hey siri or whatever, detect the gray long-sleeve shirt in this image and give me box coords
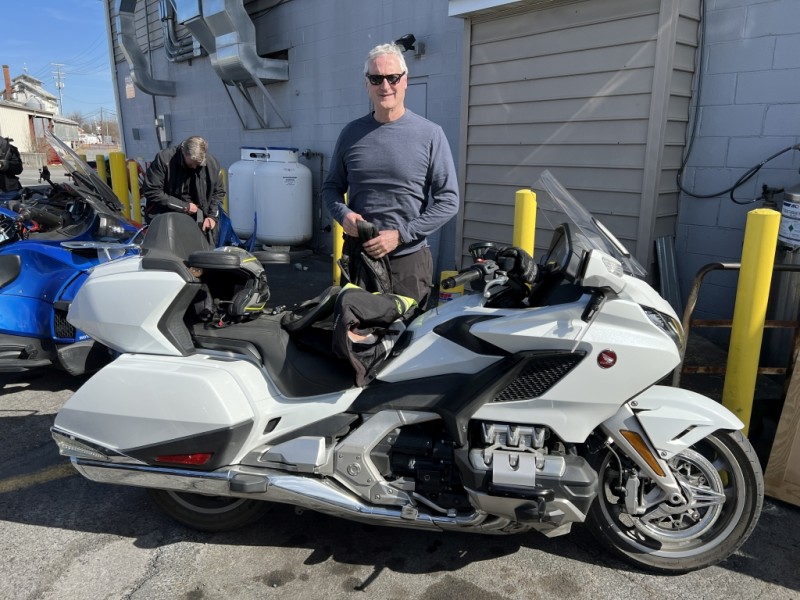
[322,110,459,256]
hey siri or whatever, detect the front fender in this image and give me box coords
[631,385,744,458]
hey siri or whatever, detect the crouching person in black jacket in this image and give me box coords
[141,136,224,243]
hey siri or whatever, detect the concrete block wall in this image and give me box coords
[113,0,464,268]
[675,0,800,326]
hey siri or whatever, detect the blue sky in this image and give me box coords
[1,0,116,121]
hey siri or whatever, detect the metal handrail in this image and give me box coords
[672,262,800,387]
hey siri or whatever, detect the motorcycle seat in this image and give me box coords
[191,314,355,398]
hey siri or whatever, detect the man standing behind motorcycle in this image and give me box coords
[322,43,459,308]
[142,136,223,240]
[0,136,23,194]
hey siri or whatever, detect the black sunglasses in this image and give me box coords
[366,72,406,86]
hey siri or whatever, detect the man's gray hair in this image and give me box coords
[364,43,408,76]
[181,136,208,167]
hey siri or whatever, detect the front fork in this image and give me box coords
[599,403,685,512]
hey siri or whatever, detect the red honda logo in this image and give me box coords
[597,349,617,369]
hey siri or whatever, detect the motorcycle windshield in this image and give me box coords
[44,130,126,215]
[532,170,648,279]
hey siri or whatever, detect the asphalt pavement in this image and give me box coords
[1,187,799,598]
[18,164,72,188]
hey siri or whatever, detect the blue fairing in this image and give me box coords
[0,133,141,371]
[0,244,96,340]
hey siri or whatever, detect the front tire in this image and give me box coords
[586,430,763,573]
[147,489,271,532]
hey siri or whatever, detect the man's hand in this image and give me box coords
[362,229,401,259]
[202,217,216,232]
[342,212,365,237]
[186,202,199,215]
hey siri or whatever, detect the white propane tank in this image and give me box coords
[779,185,800,249]
[227,147,267,239]
[254,147,312,246]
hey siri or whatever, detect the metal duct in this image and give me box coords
[168,0,216,54]
[117,0,177,96]
[197,0,290,127]
[200,0,288,84]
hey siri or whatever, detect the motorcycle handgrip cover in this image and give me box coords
[442,267,482,289]
[26,206,63,229]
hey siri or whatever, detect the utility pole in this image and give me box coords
[51,63,65,114]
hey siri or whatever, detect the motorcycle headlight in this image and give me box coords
[643,307,685,352]
[94,215,128,241]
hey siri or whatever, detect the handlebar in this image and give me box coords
[6,200,64,229]
[441,266,484,289]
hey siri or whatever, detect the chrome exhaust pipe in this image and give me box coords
[70,458,509,533]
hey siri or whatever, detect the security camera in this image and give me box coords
[395,34,416,53]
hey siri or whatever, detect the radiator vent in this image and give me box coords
[494,353,584,402]
[53,308,75,339]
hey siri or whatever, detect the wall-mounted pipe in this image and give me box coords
[160,0,203,63]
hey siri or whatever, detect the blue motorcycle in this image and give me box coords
[0,132,140,373]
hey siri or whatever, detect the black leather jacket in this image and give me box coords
[0,137,23,193]
[142,145,224,221]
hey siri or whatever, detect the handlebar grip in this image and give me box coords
[26,207,63,229]
[441,268,482,289]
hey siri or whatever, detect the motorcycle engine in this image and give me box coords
[371,424,472,511]
[370,421,597,521]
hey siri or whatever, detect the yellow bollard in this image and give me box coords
[127,160,143,224]
[512,189,537,256]
[95,155,108,187]
[220,168,229,213]
[78,153,87,164]
[332,193,347,286]
[722,208,780,435]
[109,152,130,217]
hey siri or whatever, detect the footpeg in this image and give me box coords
[514,497,549,523]
[230,473,268,493]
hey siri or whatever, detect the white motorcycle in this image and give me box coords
[51,171,763,573]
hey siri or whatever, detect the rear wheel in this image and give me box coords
[586,430,763,573]
[147,489,271,532]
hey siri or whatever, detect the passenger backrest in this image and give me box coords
[140,213,212,279]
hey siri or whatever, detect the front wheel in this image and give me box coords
[586,430,763,573]
[147,489,272,532]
